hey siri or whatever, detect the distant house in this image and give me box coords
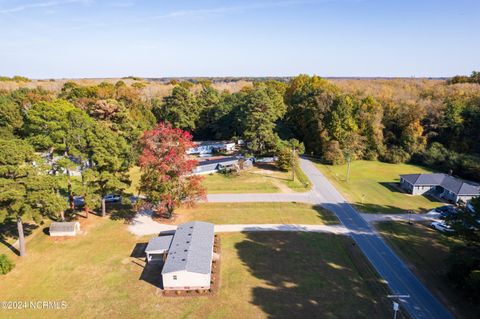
[161,221,215,291]
[145,235,173,263]
[193,156,254,175]
[187,141,236,155]
[49,222,81,237]
[399,173,480,203]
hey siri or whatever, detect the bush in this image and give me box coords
[381,146,410,164]
[323,140,345,165]
[0,254,15,275]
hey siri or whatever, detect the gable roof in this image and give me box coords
[161,221,214,275]
[400,173,480,196]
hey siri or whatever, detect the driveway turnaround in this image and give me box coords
[299,157,452,319]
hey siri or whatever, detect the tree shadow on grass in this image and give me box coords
[0,219,38,255]
[235,232,395,319]
[312,204,340,225]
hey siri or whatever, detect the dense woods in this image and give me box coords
[1,74,480,183]
[1,73,479,232]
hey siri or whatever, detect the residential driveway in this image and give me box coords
[127,209,349,236]
[299,157,453,319]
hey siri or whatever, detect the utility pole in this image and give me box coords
[346,155,351,183]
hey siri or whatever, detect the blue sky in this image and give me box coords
[0,0,478,78]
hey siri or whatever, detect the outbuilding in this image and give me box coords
[161,221,215,290]
[49,221,81,237]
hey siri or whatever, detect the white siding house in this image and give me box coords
[161,221,214,290]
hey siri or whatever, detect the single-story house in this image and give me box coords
[49,221,81,237]
[193,156,254,175]
[187,141,236,155]
[161,221,215,290]
[399,173,480,203]
[145,235,173,263]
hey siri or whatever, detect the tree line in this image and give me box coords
[1,74,479,255]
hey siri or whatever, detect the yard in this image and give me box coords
[0,217,395,319]
[315,160,444,214]
[127,163,311,195]
[174,202,339,225]
[376,221,479,319]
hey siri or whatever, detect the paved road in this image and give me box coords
[299,157,453,319]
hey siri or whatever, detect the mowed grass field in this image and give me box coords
[175,202,339,225]
[315,160,444,214]
[127,163,310,195]
[376,221,479,319]
[0,217,394,319]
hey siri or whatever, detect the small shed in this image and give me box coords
[145,235,173,263]
[49,222,81,237]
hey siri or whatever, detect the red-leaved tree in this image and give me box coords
[139,122,206,219]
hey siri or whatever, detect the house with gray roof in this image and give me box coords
[161,221,215,290]
[399,173,480,203]
[192,156,253,175]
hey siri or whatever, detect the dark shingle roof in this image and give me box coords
[161,221,214,274]
[400,173,480,196]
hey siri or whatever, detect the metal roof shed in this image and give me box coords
[49,222,81,237]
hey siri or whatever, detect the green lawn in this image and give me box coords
[0,218,394,318]
[315,160,444,214]
[127,163,311,195]
[175,202,339,225]
[377,221,479,319]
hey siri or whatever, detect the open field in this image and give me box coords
[315,160,444,214]
[0,217,395,319]
[175,202,338,225]
[127,163,311,195]
[377,221,479,319]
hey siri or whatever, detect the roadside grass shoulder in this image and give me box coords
[376,221,479,319]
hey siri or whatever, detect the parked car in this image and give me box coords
[430,221,454,233]
[104,194,121,203]
[73,195,85,207]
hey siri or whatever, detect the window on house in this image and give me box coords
[173,275,177,280]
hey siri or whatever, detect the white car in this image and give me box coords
[104,194,121,203]
[430,221,454,233]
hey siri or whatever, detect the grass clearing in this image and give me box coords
[0,217,394,318]
[204,163,311,194]
[175,202,339,225]
[376,221,479,319]
[315,160,444,214]
[127,163,311,196]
